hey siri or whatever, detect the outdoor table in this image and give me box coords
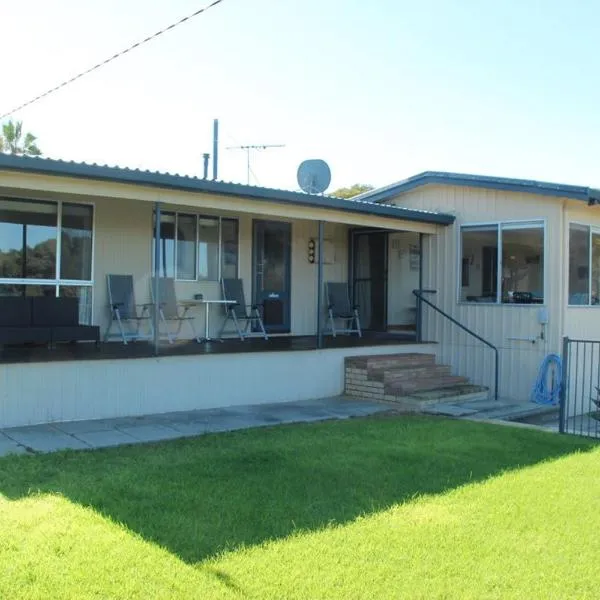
[180,299,236,343]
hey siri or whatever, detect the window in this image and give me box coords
[152,211,238,281]
[176,214,196,280]
[460,221,544,304]
[0,197,94,322]
[60,203,93,281]
[221,218,239,280]
[152,213,176,278]
[568,224,600,305]
[197,217,219,280]
[0,199,57,280]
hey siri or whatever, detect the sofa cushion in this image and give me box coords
[0,297,31,327]
[0,326,51,345]
[31,297,79,327]
[51,325,100,344]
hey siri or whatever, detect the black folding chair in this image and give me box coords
[218,278,268,340]
[325,281,362,337]
[151,277,199,343]
[104,274,153,344]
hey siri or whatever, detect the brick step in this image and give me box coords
[368,364,452,383]
[385,385,490,411]
[386,375,470,396]
[345,353,436,371]
[409,384,489,402]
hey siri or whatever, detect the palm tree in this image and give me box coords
[0,120,42,156]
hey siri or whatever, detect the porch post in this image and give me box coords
[317,220,325,349]
[416,233,424,343]
[153,202,162,356]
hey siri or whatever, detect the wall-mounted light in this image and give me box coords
[308,239,316,263]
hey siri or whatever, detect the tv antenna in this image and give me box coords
[226,143,285,184]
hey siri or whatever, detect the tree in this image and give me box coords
[331,183,374,199]
[0,120,42,156]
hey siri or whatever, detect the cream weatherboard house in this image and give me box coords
[355,172,600,424]
[0,156,598,428]
[0,155,450,428]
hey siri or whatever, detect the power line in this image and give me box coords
[0,0,225,120]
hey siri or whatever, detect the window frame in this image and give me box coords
[457,219,547,306]
[152,210,239,282]
[0,195,95,320]
[567,221,600,307]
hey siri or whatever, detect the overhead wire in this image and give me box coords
[0,0,225,120]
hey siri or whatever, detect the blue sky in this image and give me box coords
[3,0,600,191]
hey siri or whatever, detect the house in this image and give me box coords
[0,155,453,428]
[355,171,600,419]
[1,155,597,428]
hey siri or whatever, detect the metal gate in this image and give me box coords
[560,337,600,438]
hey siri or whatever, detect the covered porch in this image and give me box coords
[0,159,449,351]
[0,156,454,427]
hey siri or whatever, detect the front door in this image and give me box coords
[253,220,291,333]
[351,231,388,331]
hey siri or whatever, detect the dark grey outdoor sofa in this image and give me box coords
[0,296,100,347]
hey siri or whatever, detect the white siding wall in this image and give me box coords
[93,198,348,337]
[393,184,565,401]
[563,200,600,339]
[0,343,435,428]
[561,201,600,417]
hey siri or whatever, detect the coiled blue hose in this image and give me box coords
[530,353,562,405]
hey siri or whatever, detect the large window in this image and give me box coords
[460,221,545,304]
[152,212,238,281]
[197,217,219,280]
[568,223,600,305]
[0,197,94,321]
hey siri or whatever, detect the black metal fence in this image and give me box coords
[560,337,600,438]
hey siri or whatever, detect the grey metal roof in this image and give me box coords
[0,154,455,225]
[353,171,600,205]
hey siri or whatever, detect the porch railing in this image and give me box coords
[413,289,499,401]
[559,337,600,438]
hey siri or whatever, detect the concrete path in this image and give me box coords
[0,397,392,457]
[420,397,560,430]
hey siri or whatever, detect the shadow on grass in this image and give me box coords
[0,415,596,563]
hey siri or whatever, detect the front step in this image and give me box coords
[387,375,470,395]
[346,353,436,371]
[344,353,489,411]
[369,364,452,383]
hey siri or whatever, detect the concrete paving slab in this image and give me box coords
[53,419,119,435]
[335,401,392,416]
[151,410,208,424]
[74,429,140,449]
[0,432,28,456]
[204,414,271,433]
[165,420,209,436]
[116,424,183,443]
[458,400,510,411]
[4,426,90,452]
[422,404,479,417]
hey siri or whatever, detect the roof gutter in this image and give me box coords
[0,156,455,226]
[360,171,597,205]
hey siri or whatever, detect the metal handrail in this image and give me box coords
[413,289,499,401]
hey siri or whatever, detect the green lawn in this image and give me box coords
[0,415,598,599]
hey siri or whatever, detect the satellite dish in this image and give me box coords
[297,159,331,194]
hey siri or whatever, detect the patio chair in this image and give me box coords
[217,278,268,341]
[325,281,361,337]
[151,277,199,344]
[104,274,154,344]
